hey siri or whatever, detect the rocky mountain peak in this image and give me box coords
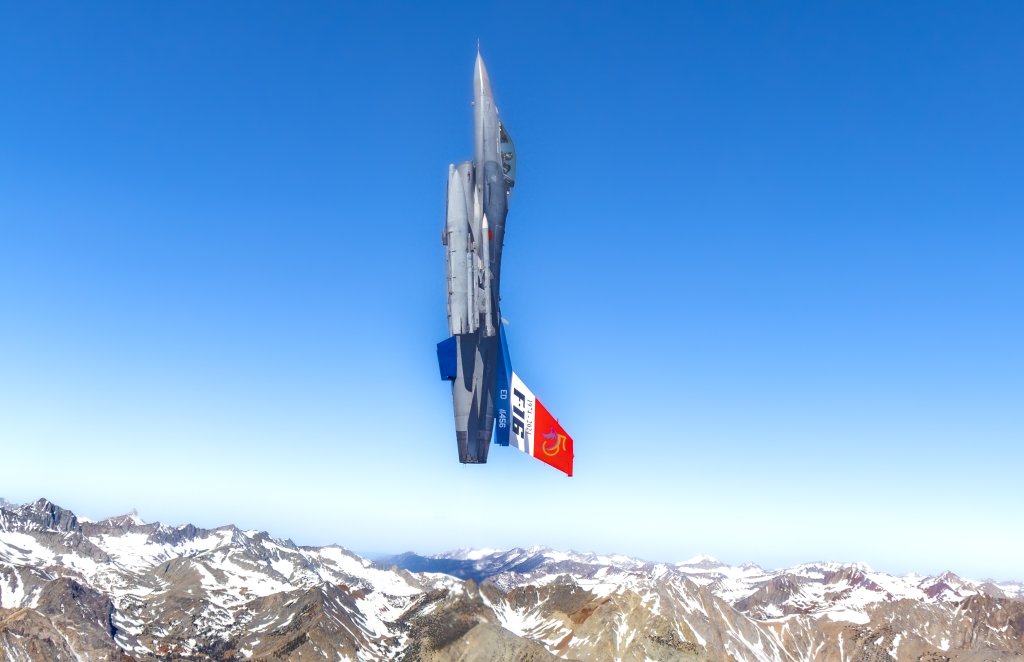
[677,553,724,569]
[4,498,81,534]
[97,509,146,528]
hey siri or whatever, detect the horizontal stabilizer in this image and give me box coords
[436,336,457,381]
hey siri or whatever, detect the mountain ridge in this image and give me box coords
[2,497,1022,661]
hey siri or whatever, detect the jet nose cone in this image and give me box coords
[474,51,493,100]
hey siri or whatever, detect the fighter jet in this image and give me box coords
[436,50,573,477]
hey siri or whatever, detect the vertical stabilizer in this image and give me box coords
[508,372,574,477]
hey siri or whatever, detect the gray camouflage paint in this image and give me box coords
[442,51,515,463]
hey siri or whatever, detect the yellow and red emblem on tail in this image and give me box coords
[534,399,574,476]
[507,372,574,477]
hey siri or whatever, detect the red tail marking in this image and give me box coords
[533,399,573,477]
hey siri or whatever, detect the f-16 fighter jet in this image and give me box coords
[436,50,573,477]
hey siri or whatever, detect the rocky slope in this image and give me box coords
[1,498,1021,661]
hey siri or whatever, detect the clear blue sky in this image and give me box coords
[1,2,1021,580]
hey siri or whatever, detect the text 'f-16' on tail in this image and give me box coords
[437,48,574,476]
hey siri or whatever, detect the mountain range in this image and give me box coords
[1,497,1021,661]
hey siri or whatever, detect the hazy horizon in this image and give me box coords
[1,493,1018,583]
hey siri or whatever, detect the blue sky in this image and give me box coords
[1,2,1022,580]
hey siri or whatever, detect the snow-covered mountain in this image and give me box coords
[1,498,1022,661]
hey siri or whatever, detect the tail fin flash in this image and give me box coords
[534,398,573,477]
[508,372,574,477]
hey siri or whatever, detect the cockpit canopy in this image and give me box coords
[499,122,516,190]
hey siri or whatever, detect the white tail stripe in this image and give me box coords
[509,372,536,456]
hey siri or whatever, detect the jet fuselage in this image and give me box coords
[441,52,515,463]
